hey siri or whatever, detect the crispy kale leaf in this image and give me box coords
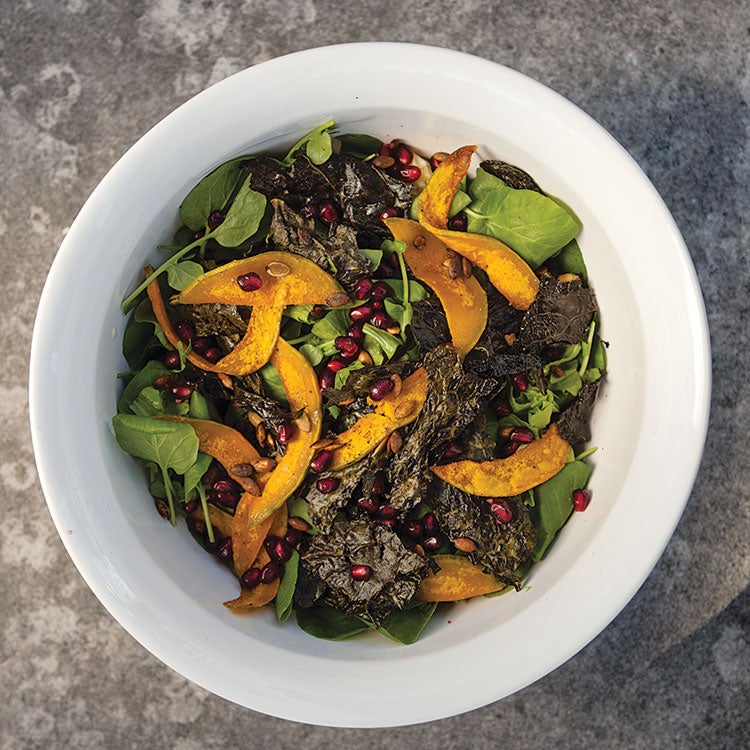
[479,159,542,193]
[556,380,600,445]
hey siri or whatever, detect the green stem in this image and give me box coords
[285,333,315,346]
[121,234,209,313]
[197,483,215,544]
[161,465,177,526]
[578,320,597,377]
[397,250,410,306]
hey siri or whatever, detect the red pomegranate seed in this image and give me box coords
[370,281,389,300]
[326,356,347,373]
[491,397,512,417]
[163,351,181,369]
[422,512,438,535]
[572,488,591,512]
[207,209,225,230]
[265,536,293,563]
[237,272,263,292]
[393,144,413,165]
[277,421,294,446]
[499,440,520,458]
[215,490,240,509]
[368,378,395,401]
[193,228,205,240]
[318,202,339,225]
[489,500,514,524]
[192,336,212,354]
[316,477,340,494]
[510,427,534,444]
[378,143,392,156]
[379,207,399,221]
[369,312,392,329]
[347,325,363,340]
[319,368,336,390]
[370,471,386,497]
[512,372,528,393]
[357,498,380,514]
[350,564,373,581]
[376,505,398,520]
[335,336,359,359]
[183,499,199,515]
[176,320,194,343]
[203,346,222,363]
[405,519,423,540]
[349,304,373,322]
[299,202,318,219]
[309,450,332,473]
[240,567,261,589]
[217,537,233,562]
[171,384,193,401]
[399,165,422,183]
[310,304,326,320]
[212,479,236,492]
[285,528,304,546]
[422,534,444,552]
[355,278,374,300]
[260,561,281,584]
[448,212,468,231]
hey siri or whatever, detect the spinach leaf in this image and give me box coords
[117,360,170,414]
[550,238,589,284]
[465,168,581,267]
[377,601,437,645]
[179,159,243,231]
[188,390,211,420]
[130,386,189,417]
[337,133,382,159]
[212,173,267,248]
[183,452,214,542]
[359,247,383,270]
[311,309,350,341]
[134,298,170,348]
[282,120,336,166]
[122,303,162,370]
[296,604,370,640]
[299,342,325,367]
[286,495,320,534]
[382,279,429,302]
[530,460,591,561]
[166,260,204,291]
[259,362,288,405]
[276,550,300,622]
[362,324,401,360]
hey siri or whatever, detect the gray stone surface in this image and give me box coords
[2,0,748,747]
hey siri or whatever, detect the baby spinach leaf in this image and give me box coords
[122,304,162,370]
[183,452,214,542]
[286,495,320,534]
[550,238,588,284]
[276,550,300,622]
[296,604,370,641]
[180,159,243,231]
[299,342,325,367]
[212,173,267,248]
[118,360,170,414]
[337,133,382,159]
[259,362,288,405]
[188,390,211,420]
[311,308,350,341]
[282,119,336,166]
[334,360,364,388]
[359,248,383,270]
[382,279,429,302]
[530,460,591,561]
[284,304,313,323]
[133,298,170,348]
[130,386,189,417]
[362,324,400,360]
[465,168,581,267]
[166,260,204,291]
[377,601,437,645]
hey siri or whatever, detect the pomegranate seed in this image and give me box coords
[319,368,336,390]
[422,513,438,535]
[442,444,463,460]
[240,567,261,589]
[214,490,240,509]
[310,304,326,319]
[277,421,294,446]
[499,440,520,458]
[491,397,512,417]
[349,304,373,322]
[370,281,389,301]
[572,488,591,512]
[350,564,373,581]
[309,450,332,473]
[378,143,392,156]
[335,336,359,359]
[193,228,206,240]
[510,427,534,444]
[369,312,392,329]
[489,500,514,524]
[429,152,448,170]
[176,320,194,343]
[153,375,176,391]
[399,165,422,183]
[217,537,233,562]
[171,384,193,401]
[163,351,181,369]
[371,299,384,311]
[299,202,318,219]
[265,536,293,563]
[183,499,199,515]
[316,477,340,494]
[512,373,528,393]
[448,212,468,231]
[393,144,412,165]
[201,465,221,486]
[376,505,398,520]
[370,471,386,497]
[357,498,380,514]
[355,278,374,300]
[347,325,363,340]
[207,209,225,230]
[422,534,444,552]
[203,347,222,363]
[192,336,212,354]
[260,561,281,584]
[326,356,347,373]
[369,378,395,401]
[237,272,263,291]
[405,520,423,540]
[379,207,399,221]
[285,528,304,546]
[212,479,237,492]
[318,202,339,225]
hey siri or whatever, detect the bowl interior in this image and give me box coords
[30,43,709,727]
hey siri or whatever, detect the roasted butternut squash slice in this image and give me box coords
[384,217,487,357]
[328,366,428,471]
[431,423,570,496]
[415,554,506,601]
[172,251,344,307]
[240,338,323,528]
[417,145,539,310]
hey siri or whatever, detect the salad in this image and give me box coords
[114,121,606,644]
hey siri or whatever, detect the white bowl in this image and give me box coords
[29,43,710,727]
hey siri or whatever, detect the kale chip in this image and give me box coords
[410,296,451,354]
[556,380,600,446]
[304,457,372,533]
[301,520,431,626]
[479,160,542,193]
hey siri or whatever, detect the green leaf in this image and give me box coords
[282,120,336,166]
[380,238,406,256]
[530,460,592,561]
[188,390,211,420]
[382,279,429,302]
[183,452,212,502]
[286,495,319,534]
[133,298,170,348]
[359,248,383,270]
[299,343,325,367]
[212,173,267,248]
[311,308,350,341]
[122,306,162,370]
[275,550,300,622]
[362,324,401,360]
[117,360,170,414]
[337,133,382,158]
[130,386,189,417]
[466,168,581,267]
[166,260,205,291]
[377,601,437,645]
[334,360,364,388]
[284,304,313,323]
[550,238,589,284]
[179,159,243,231]
[259,362,288,405]
[296,605,370,641]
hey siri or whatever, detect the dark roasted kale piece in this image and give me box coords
[184,303,247,353]
[301,520,431,627]
[410,296,451,353]
[431,481,536,586]
[304,458,372,533]
[479,160,542,193]
[556,380,600,446]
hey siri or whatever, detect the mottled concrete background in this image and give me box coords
[3,0,749,747]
